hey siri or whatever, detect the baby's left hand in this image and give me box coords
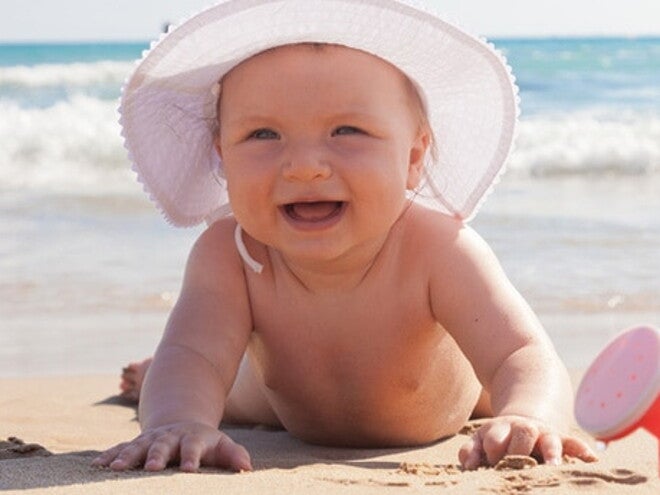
[458,415,598,470]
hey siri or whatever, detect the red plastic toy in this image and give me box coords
[575,325,659,475]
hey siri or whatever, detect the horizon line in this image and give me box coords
[1,33,660,45]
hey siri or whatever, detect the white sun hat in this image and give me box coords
[120,0,519,227]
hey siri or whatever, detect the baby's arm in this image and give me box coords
[94,222,253,472]
[429,222,596,469]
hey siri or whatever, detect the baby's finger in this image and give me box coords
[108,440,150,471]
[537,433,562,465]
[562,436,598,463]
[92,442,129,467]
[481,421,512,465]
[179,435,205,473]
[207,433,252,472]
[505,422,539,457]
[144,435,180,471]
[458,435,483,470]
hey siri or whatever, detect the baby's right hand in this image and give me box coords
[93,422,252,473]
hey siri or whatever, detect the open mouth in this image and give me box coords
[282,201,346,224]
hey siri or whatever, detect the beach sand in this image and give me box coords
[1,374,657,494]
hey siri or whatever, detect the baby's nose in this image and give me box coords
[281,142,332,182]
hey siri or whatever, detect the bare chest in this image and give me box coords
[243,277,478,445]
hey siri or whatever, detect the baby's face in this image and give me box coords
[216,44,428,265]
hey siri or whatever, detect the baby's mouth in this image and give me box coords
[283,201,345,223]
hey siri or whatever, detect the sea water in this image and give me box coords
[0,39,659,375]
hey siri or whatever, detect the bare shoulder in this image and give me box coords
[404,204,524,322]
[402,204,496,269]
[182,217,245,292]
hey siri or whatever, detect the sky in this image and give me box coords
[1,0,659,42]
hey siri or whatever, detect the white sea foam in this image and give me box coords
[0,61,133,89]
[509,110,660,177]
[0,96,136,195]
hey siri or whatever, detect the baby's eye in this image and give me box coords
[248,128,279,140]
[332,126,364,136]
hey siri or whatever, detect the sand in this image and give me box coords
[0,374,657,494]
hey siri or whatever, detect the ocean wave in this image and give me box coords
[1,97,659,197]
[0,60,134,89]
[0,96,136,195]
[509,110,660,177]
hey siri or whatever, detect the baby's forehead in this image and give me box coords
[217,42,428,130]
[222,42,412,88]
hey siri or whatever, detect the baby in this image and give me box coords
[94,0,596,473]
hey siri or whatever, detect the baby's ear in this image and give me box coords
[406,130,430,190]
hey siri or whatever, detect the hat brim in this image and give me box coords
[120,0,519,227]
